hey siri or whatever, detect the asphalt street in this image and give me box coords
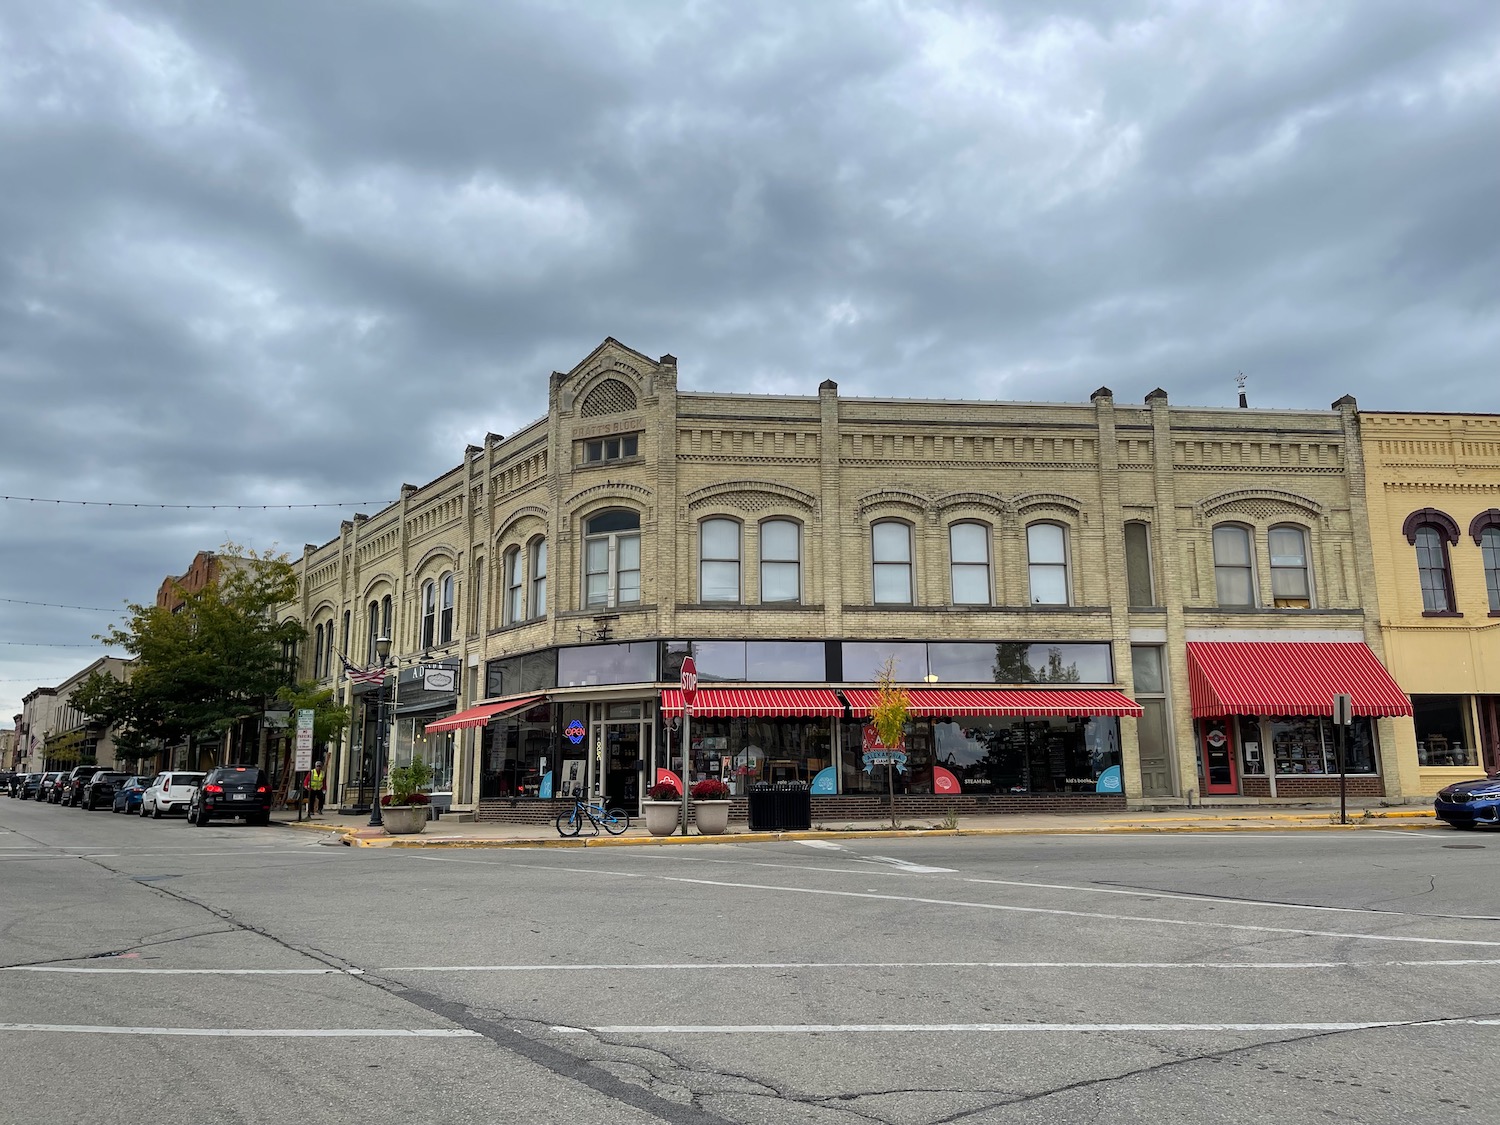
[2,797,1496,1124]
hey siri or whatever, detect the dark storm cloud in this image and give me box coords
[3,0,1498,717]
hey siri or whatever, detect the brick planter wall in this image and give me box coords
[477,792,1127,824]
[1265,776,1384,798]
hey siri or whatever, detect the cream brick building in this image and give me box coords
[286,340,1412,819]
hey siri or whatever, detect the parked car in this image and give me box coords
[188,766,272,827]
[111,776,155,814]
[80,771,130,811]
[59,765,105,807]
[39,772,65,802]
[1435,774,1500,829]
[17,773,43,799]
[140,772,204,818]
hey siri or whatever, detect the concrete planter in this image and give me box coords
[642,801,681,837]
[693,800,731,835]
[380,804,429,835]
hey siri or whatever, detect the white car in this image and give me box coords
[140,772,205,818]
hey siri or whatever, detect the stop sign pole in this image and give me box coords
[679,656,697,836]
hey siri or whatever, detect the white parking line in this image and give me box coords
[0,1024,479,1038]
[553,1018,1500,1035]
[0,967,363,975]
[378,958,1500,973]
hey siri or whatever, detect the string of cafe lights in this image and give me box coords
[0,598,118,612]
[1,495,392,510]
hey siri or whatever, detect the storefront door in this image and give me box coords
[1198,717,1239,795]
[591,701,651,814]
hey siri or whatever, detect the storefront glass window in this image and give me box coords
[923,715,1121,795]
[746,641,826,682]
[1237,716,1265,775]
[485,648,558,698]
[929,642,1113,684]
[843,642,928,682]
[686,717,834,795]
[481,701,557,799]
[392,718,454,792]
[690,640,748,681]
[1268,716,1377,775]
[1412,695,1478,767]
[557,641,657,687]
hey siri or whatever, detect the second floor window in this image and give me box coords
[1483,527,1500,614]
[1268,526,1311,608]
[949,522,991,605]
[504,549,523,625]
[1124,522,1155,607]
[1213,524,1254,607]
[381,595,392,642]
[872,521,913,604]
[584,434,639,463]
[584,509,641,609]
[421,580,437,648]
[367,600,380,662]
[700,518,741,602]
[312,622,326,680]
[1415,525,1454,613]
[439,572,455,643]
[1027,523,1069,605]
[530,539,548,618]
[760,519,801,603]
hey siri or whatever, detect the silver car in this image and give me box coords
[140,772,205,818]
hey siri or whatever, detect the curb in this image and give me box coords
[283,818,1446,849]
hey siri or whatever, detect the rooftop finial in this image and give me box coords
[1236,372,1248,409]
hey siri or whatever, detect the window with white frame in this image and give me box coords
[583,433,639,464]
[381,595,392,642]
[700,518,741,602]
[504,548,523,625]
[367,600,380,662]
[872,520,914,604]
[759,519,801,603]
[1026,522,1069,605]
[420,580,436,648]
[1268,525,1312,608]
[584,510,641,609]
[439,572,455,643]
[949,522,992,605]
[1212,524,1255,607]
[530,539,548,618]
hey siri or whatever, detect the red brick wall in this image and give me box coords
[1266,776,1384,798]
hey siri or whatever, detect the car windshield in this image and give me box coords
[166,774,204,786]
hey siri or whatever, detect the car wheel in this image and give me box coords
[152,803,162,820]
[196,809,210,828]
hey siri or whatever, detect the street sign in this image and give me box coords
[294,708,314,771]
[680,656,698,708]
[1332,693,1354,727]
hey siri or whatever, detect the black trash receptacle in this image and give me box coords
[747,781,812,831]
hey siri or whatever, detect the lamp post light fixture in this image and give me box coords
[367,635,393,829]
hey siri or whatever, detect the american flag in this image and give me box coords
[341,655,388,685]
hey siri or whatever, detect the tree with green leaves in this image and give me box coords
[76,545,306,770]
[870,658,912,829]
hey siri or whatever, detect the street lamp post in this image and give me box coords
[367,636,392,829]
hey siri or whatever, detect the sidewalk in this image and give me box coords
[273,801,1443,849]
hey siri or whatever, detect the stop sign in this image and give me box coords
[680,655,698,707]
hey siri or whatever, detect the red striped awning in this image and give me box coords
[424,696,544,734]
[659,688,844,718]
[841,687,1143,718]
[1185,642,1412,719]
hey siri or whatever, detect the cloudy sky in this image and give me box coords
[2,0,1497,724]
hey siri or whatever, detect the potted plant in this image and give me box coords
[380,758,433,835]
[690,777,732,835]
[643,780,682,837]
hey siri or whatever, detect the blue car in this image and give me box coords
[111,775,154,814]
[1434,774,1500,829]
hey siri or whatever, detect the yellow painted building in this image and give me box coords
[1361,412,1500,794]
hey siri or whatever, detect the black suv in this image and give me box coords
[60,765,105,807]
[189,766,272,827]
[80,771,130,811]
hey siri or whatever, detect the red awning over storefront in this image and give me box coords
[424,695,543,734]
[841,687,1143,718]
[1185,642,1412,719]
[659,688,845,718]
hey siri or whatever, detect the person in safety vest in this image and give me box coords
[307,761,326,817]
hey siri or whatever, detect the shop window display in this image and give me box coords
[1412,695,1478,767]
[677,716,833,795]
[1266,716,1377,775]
[480,700,557,800]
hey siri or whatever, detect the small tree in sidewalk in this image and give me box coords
[869,658,912,829]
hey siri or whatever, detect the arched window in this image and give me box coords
[529,539,548,618]
[1268,525,1312,609]
[584,509,642,609]
[322,621,335,678]
[1212,524,1254,607]
[700,518,742,602]
[1026,522,1069,606]
[312,622,326,680]
[503,548,523,625]
[949,522,992,605]
[366,600,380,662]
[1414,527,1456,613]
[759,519,801,604]
[420,580,436,648]
[872,521,913,604]
[439,572,455,643]
[1471,510,1500,615]
[341,611,351,675]
[381,595,392,642]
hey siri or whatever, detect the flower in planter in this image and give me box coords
[690,778,731,801]
[646,780,681,801]
[384,759,434,806]
[380,791,431,807]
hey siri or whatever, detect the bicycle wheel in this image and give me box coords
[600,807,630,835]
[555,809,582,837]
